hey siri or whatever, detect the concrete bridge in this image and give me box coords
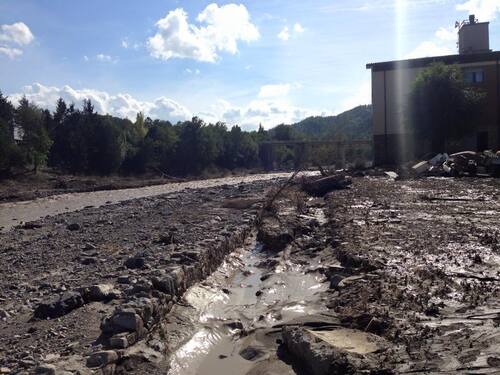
[259,139,373,170]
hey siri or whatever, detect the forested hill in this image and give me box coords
[291,105,372,140]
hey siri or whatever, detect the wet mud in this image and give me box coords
[166,237,328,375]
[1,175,500,374]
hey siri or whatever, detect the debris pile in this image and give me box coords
[412,150,500,177]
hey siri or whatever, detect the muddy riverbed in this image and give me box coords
[1,175,500,374]
[0,172,291,231]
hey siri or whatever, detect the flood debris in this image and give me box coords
[412,150,500,177]
[300,174,352,196]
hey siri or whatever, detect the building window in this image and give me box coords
[464,69,484,83]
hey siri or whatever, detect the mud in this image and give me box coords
[166,236,328,375]
[1,175,500,374]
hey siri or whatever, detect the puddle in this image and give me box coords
[167,240,328,375]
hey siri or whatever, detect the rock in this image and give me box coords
[33,291,84,319]
[329,275,344,289]
[124,256,145,269]
[66,223,80,231]
[282,327,391,375]
[117,275,131,284]
[0,308,10,320]
[0,368,11,374]
[101,309,144,335]
[35,364,56,374]
[257,216,293,252]
[239,346,265,361]
[86,350,119,368]
[109,332,137,349]
[80,284,121,302]
[23,222,43,229]
[384,171,399,180]
[80,257,97,265]
[151,274,178,295]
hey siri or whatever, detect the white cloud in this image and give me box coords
[96,53,118,63]
[0,22,34,59]
[405,41,453,59]
[278,23,305,41]
[258,83,292,98]
[121,38,141,50]
[83,55,89,61]
[214,99,330,130]
[293,23,305,33]
[435,27,456,41]
[322,0,451,13]
[0,46,23,59]
[0,22,34,45]
[185,68,201,75]
[456,0,500,21]
[277,26,290,41]
[10,82,332,131]
[147,3,259,62]
[337,81,371,114]
[10,83,191,123]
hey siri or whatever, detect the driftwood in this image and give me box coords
[301,174,352,197]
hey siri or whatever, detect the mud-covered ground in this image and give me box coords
[0,178,275,374]
[0,171,181,203]
[1,175,499,374]
[322,176,500,373]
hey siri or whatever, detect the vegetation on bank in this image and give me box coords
[0,91,372,177]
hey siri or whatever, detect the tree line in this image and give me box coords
[0,93,316,177]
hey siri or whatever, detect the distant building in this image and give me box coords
[367,15,500,164]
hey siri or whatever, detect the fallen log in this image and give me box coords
[301,174,352,197]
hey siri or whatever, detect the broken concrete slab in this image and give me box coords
[283,326,391,375]
[412,161,431,175]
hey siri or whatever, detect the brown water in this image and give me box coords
[167,240,328,375]
[0,173,292,231]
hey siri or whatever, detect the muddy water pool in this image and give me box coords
[167,240,328,375]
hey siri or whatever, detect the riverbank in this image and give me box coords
[0,169,270,204]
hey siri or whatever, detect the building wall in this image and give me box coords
[372,59,500,164]
[459,23,490,54]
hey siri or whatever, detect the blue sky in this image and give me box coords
[1,0,499,129]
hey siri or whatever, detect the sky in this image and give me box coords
[0,0,499,130]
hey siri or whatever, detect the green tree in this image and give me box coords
[407,62,485,152]
[15,97,52,172]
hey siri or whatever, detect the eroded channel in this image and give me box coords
[166,237,329,375]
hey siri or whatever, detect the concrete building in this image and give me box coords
[367,15,500,165]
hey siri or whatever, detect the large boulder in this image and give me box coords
[33,292,84,319]
[101,309,144,335]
